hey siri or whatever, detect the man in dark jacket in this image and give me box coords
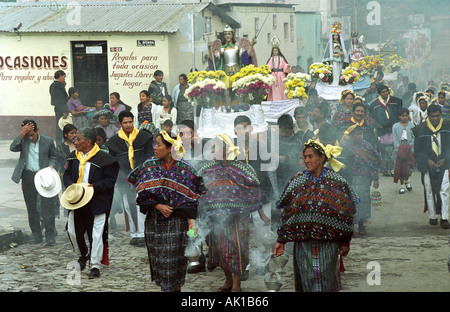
[49,70,68,144]
[147,70,168,106]
[370,84,402,176]
[10,119,59,245]
[412,104,450,229]
[64,127,119,278]
[106,111,154,246]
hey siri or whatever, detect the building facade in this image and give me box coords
[0,1,238,138]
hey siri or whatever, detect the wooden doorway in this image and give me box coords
[71,41,109,107]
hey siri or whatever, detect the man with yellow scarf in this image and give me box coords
[64,127,119,278]
[413,104,450,229]
[340,102,377,149]
[107,111,154,245]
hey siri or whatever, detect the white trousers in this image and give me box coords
[67,211,107,270]
[423,170,449,220]
[122,193,146,238]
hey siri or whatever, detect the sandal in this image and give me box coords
[231,289,242,292]
[217,285,232,292]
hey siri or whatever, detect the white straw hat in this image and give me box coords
[34,167,62,198]
[58,114,73,130]
[60,183,94,210]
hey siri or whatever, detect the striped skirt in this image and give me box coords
[293,240,341,292]
[352,175,373,224]
[207,214,250,275]
[144,208,189,292]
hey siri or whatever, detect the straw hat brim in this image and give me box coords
[58,115,73,130]
[60,182,94,210]
[34,167,62,198]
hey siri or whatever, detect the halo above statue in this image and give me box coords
[223,24,233,32]
[331,22,342,34]
[271,36,281,48]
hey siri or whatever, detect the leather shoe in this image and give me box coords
[429,219,438,226]
[440,219,450,229]
[88,268,100,279]
[78,256,88,271]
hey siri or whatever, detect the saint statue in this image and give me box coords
[208,25,257,108]
[266,36,290,101]
[322,22,349,86]
[349,31,367,62]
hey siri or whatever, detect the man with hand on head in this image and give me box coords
[10,119,59,245]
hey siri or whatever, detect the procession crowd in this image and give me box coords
[8,24,450,293]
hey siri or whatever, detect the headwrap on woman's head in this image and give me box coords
[160,131,186,158]
[418,95,430,107]
[216,133,240,160]
[340,124,361,143]
[339,90,355,103]
[304,139,345,172]
[355,95,365,103]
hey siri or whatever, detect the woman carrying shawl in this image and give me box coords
[198,134,266,292]
[127,131,206,292]
[274,139,359,292]
[341,125,381,235]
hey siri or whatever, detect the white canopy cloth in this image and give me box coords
[197,105,268,139]
[315,81,354,101]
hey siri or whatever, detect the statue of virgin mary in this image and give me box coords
[322,22,349,86]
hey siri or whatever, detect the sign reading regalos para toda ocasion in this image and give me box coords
[109,51,159,90]
[0,55,69,84]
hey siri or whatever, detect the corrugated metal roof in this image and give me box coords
[0,1,216,33]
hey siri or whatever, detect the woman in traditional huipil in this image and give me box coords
[198,134,266,292]
[127,131,206,292]
[132,90,161,129]
[273,139,359,292]
[341,125,381,235]
[332,90,356,140]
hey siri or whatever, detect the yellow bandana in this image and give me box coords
[426,117,443,157]
[75,143,100,183]
[216,133,241,160]
[160,131,186,158]
[118,127,139,169]
[304,139,345,172]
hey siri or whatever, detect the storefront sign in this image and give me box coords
[0,55,69,84]
[137,40,155,47]
[0,55,68,70]
[109,52,160,89]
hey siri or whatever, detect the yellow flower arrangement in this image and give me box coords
[283,73,311,99]
[382,54,406,73]
[230,65,274,105]
[339,66,360,85]
[309,63,333,84]
[350,55,381,76]
[230,64,272,84]
[187,70,226,84]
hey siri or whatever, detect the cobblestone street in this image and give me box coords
[1,141,450,295]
